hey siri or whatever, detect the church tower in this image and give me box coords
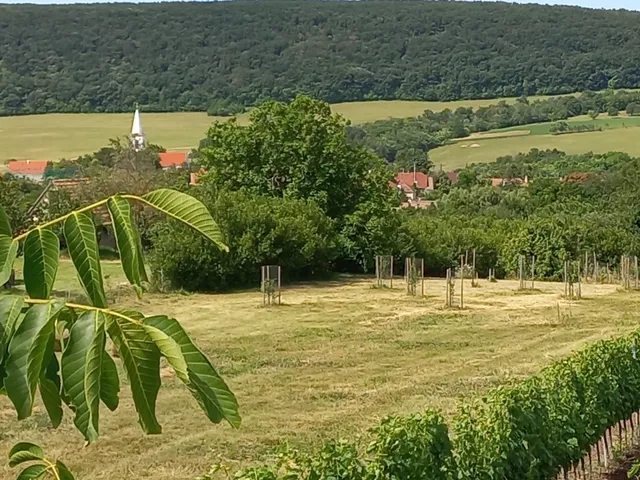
[130,106,146,151]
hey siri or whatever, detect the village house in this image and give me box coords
[390,171,435,200]
[159,152,190,170]
[6,160,49,182]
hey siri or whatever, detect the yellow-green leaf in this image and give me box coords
[139,189,228,252]
[107,195,147,298]
[23,228,60,300]
[0,235,18,286]
[63,212,107,308]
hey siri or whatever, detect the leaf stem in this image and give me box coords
[24,298,143,325]
[13,198,110,243]
[43,459,61,480]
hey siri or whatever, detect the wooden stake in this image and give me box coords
[390,256,393,289]
[531,255,536,289]
[472,248,476,287]
[460,255,465,309]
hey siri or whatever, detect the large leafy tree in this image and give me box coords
[200,95,392,221]
[0,188,240,477]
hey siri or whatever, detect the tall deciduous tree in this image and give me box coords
[200,95,392,221]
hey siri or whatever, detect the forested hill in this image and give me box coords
[2,1,640,116]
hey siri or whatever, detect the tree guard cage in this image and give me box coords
[405,257,424,296]
[620,255,639,290]
[375,255,394,288]
[563,260,582,300]
[445,258,465,309]
[261,265,281,305]
[582,251,601,283]
[518,255,536,290]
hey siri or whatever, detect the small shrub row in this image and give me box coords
[235,411,453,480]
[232,329,640,480]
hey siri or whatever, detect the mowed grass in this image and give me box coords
[495,114,640,136]
[0,112,248,166]
[0,96,563,165]
[2,261,640,479]
[431,125,640,170]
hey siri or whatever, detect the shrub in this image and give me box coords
[367,410,454,480]
[150,190,339,291]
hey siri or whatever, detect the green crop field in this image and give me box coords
[0,96,563,165]
[1,260,639,479]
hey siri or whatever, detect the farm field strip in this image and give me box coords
[1,260,639,479]
[0,95,569,164]
[431,126,640,170]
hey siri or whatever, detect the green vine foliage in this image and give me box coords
[453,333,640,479]
[0,188,240,447]
[236,330,640,480]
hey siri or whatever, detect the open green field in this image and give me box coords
[432,118,640,170]
[494,114,640,136]
[1,261,639,479]
[0,96,561,165]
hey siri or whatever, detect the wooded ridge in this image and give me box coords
[1,1,640,115]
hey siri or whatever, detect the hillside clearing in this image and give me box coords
[431,126,640,170]
[1,260,639,479]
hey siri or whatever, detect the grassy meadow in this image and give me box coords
[431,114,640,170]
[0,96,562,165]
[1,261,640,479]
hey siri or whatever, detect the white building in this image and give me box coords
[130,106,146,152]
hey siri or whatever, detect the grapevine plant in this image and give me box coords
[234,329,640,480]
[0,189,240,475]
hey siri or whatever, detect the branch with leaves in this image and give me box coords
[0,189,240,455]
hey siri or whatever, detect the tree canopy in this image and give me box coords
[199,95,392,221]
[2,1,640,115]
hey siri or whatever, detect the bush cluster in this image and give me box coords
[149,190,339,291]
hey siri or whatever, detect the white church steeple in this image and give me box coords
[130,105,146,151]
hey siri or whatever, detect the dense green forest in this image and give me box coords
[2,1,640,115]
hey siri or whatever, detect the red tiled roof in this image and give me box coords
[159,152,188,168]
[8,160,49,175]
[392,172,434,191]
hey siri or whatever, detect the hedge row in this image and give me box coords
[235,329,640,480]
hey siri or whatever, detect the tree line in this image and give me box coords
[349,89,640,170]
[2,1,640,115]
